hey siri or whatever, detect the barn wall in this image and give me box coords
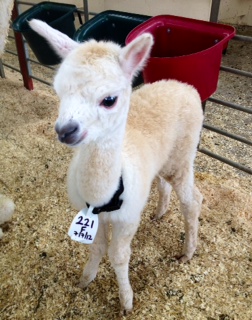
[19,0,252,25]
[89,0,213,21]
[219,0,252,26]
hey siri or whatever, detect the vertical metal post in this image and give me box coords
[12,0,33,90]
[210,0,221,22]
[83,0,89,22]
[0,59,6,78]
[202,101,207,112]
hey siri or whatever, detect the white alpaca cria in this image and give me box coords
[0,194,15,239]
[30,19,204,314]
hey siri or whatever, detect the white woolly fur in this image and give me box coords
[30,19,204,315]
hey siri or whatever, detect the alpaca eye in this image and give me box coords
[100,96,117,108]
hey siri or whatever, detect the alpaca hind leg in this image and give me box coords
[152,175,172,220]
[108,221,139,315]
[172,170,203,263]
[79,221,109,288]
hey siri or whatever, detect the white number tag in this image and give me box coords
[68,206,98,244]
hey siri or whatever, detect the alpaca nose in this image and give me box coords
[55,121,79,144]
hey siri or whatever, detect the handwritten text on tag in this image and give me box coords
[68,206,98,244]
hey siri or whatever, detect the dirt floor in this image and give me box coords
[0,25,251,320]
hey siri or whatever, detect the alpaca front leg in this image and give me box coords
[108,221,139,315]
[79,220,109,288]
[153,175,172,220]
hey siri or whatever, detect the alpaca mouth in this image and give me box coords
[70,131,88,146]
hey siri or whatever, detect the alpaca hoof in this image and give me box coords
[120,307,133,317]
[151,211,165,221]
[175,254,191,264]
[119,287,133,317]
[78,275,93,289]
[78,280,89,289]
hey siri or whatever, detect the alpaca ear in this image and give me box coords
[29,19,79,59]
[119,33,154,81]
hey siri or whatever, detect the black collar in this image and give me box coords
[86,176,124,214]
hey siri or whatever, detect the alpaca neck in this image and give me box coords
[76,126,125,207]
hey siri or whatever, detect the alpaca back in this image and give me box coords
[126,80,203,179]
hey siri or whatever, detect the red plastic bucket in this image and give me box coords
[126,15,235,101]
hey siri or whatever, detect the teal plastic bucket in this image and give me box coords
[74,11,150,87]
[12,2,77,65]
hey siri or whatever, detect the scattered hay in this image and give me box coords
[0,26,251,319]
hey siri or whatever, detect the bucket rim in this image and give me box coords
[125,15,236,59]
[126,14,236,47]
[12,1,77,33]
[74,10,151,42]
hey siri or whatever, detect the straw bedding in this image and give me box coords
[0,26,251,320]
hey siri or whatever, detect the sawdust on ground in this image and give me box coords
[0,25,251,320]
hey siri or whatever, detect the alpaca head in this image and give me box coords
[29,19,154,147]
